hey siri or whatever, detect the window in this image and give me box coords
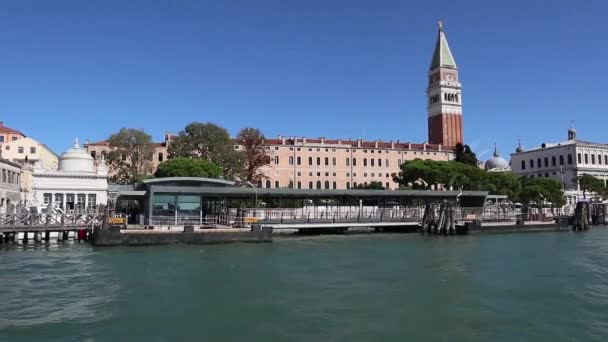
[275,181,279,188]
[551,156,556,166]
[0,136,3,142]
[289,156,294,165]
[346,172,350,177]
[66,193,75,210]
[265,180,271,188]
[591,154,596,164]
[158,153,164,162]
[530,159,534,168]
[521,160,526,170]
[559,155,564,165]
[30,147,36,154]
[316,181,321,189]
[371,159,375,167]
[43,193,52,205]
[4,146,9,150]
[599,155,602,165]
[544,157,548,167]
[605,155,608,165]
[544,173,549,177]
[297,156,301,165]
[325,172,329,176]
[54,194,64,209]
[364,173,368,177]
[11,136,17,141]
[309,157,313,165]
[309,182,313,189]
[386,182,390,189]
[121,154,127,161]
[353,158,357,166]
[91,151,97,159]
[297,182,301,189]
[325,157,329,166]
[386,159,389,167]
[324,181,330,189]
[371,173,375,177]
[363,158,367,167]
[332,182,337,189]
[398,159,401,165]
[18,146,24,154]
[332,157,336,166]
[275,147,279,150]
[274,156,279,165]
[569,154,573,164]
[577,153,581,164]
[87,194,97,210]
[353,182,358,187]
[317,172,320,177]
[308,172,313,176]
[537,158,542,168]
[346,158,350,166]
[584,154,588,164]
[378,158,382,167]
[346,182,350,189]
[316,157,321,166]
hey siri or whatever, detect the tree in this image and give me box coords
[154,158,222,178]
[454,143,478,166]
[236,128,269,183]
[354,181,385,190]
[485,172,522,199]
[577,174,605,198]
[168,122,243,180]
[393,159,485,190]
[106,128,155,184]
[519,177,565,207]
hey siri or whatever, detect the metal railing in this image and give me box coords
[0,213,106,230]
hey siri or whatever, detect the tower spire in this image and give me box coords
[430,21,457,70]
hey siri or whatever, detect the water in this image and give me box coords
[1,229,608,341]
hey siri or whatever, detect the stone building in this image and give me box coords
[1,136,58,171]
[510,127,608,195]
[0,158,21,213]
[31,139,108,211]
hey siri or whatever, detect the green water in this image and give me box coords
[1,229,608,341]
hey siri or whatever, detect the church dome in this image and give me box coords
[58,139,95,173]
[485,146,509,171]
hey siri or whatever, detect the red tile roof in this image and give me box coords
[0,121,24,136]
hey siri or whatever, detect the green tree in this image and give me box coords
[393,159,485,191]
[518,177,565,207]
[154,158,222,178]
[454,143,478,166]
[168,122,243,180]
[106,128,154,184]
[354,181,385,190]
[485,172,522,199]
[236,128,269,184]
[577,174,605,198]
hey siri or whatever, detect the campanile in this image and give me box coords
[427,21,463,147]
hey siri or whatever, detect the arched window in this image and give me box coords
[537,158,542,168]
[332,182,337,189]
[346,182,350,189]
[265,180,271,188]
[551,156,556,166]
[455,94,459,102]
[530,159,534,168]
[324,181,329,189]
[521,160,526,170]
[316,181,321,189]
[544,157,548,167]
[385,182,390,189]
[309,182,313,189]
[559,155,564,165]
[568,154,573,164]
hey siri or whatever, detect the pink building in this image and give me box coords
[237,137,453,190]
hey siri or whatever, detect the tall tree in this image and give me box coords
[518,177,565,207]
[236,128,269,184]
[155,158,222,178]
[454,143,478,166]
[168,122,243,180]
[106,128,154,184]
[354,181,385,190]
[577,174,605,198]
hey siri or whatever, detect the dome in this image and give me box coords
[485,146,509,171]
[58,139,95,173]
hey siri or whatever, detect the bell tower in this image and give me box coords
[427,21,463,147]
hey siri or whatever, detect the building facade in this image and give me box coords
[510,128,608,194]
[0,158,21,213]
[1,137,58,171]
[31,139,108,211]
[427,22,464,147]
[0,121,25,147]
[238,137,453,190]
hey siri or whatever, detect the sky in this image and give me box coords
[1,0,606,161]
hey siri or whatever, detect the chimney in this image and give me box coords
[357,139,362,148]
[320,137,325,144]
[281,137,286,145]
[390,140,394,149]
[303,137,307,144]
[374,141,379,149]
[337,139,342,145]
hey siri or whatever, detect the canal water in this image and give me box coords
[1,229,608,341]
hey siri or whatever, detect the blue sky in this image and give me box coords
[1,0,605,161]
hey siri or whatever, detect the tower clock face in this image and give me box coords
[445,74,453,81]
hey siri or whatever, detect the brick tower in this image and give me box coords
[427,21,463,147]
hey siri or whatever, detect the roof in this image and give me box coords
[142,177,234,186]
[144,186,488,200]
[430,22,457,70]
[512,138,608,155]
[0,122,25,136]
[234,138,452,151]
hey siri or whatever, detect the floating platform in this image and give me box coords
[91,225,273,246]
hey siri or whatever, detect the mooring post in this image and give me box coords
[22,232,28,244]
[45,231,50,242]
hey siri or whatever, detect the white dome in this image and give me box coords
[58,139,95,173]
[484,146,509,171]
